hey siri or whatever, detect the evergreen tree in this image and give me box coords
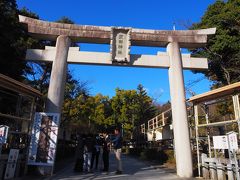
[190,0,240,86]
[0,0,39,80]
[111,85,156,139]
[136,84,156,125]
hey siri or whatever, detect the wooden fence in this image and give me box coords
[201,153,239,180]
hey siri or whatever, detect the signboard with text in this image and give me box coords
[111,27,131,63]
[4,149,19,179]
[213,133,239,150]
[213,135,228,149]
[28,112,60,166]
[228,132,238,150]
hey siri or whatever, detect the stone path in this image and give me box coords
[45,152,194,180]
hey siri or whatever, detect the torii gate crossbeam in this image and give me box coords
[19,15,216,178]
[26,46,208,70]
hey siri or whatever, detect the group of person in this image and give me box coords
[74,128,123,174]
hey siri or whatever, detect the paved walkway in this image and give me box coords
[46,153,194,180]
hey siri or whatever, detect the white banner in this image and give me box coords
[28,112,60,166]
[4,149,19,179]
[0,125,9,144]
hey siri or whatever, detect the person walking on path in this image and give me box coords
[90,134,101,171]
[74,134,84,172]
[112,128,123,174]
[83,134,94,173]
[102,131,111,172]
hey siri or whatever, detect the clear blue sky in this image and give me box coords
[17,0,216,104]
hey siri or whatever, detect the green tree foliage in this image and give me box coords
[190,1,240,135]
[190,0,240,86]
[111,85,156,139]
[0,0,39,80]
[62,84,156,139]
[56,16,75,24]
[63,93,112,134]
[61,77,90,133]
[0,0,52,91]
[111,88,139,137]
[136,84,156,125]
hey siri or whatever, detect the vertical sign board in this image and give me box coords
[110,27,131,63]
[28,112,60,166]
[4,149,19,179]
[228,132,238,150]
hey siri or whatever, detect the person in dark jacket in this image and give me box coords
[91,134,101,170]
[74,134,84,172]
[112,128,123,174]
[102,131,111,172]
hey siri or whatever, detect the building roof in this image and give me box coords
[0,73,42,97]
[188,82,240,104]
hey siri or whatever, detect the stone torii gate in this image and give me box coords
[19,15,216,178]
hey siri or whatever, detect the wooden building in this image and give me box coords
[0,74,42,178]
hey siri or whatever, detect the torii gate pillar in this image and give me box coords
[167,42,193,177]
[46,35,71,113]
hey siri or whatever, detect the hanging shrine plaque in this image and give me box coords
[110,27,131,63]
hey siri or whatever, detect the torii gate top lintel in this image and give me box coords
[19,15,216,48]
